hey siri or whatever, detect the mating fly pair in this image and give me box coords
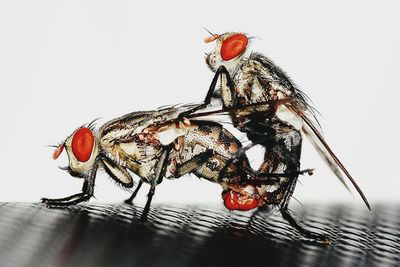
[43,30,369,243]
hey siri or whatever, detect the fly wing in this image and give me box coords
[135,104,201,129]
[301,115,351,192]
[101,104,199,143]
[298,110,371,210]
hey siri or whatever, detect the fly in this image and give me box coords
[43,104,311,225]
[177,30,370,242]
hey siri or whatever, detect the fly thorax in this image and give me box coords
[117,142,144,162]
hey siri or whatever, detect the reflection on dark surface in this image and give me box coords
[0,203,399,267]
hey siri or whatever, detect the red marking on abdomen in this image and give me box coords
[222,190,259,211]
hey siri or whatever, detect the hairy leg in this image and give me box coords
[42,164,98,207]
[140,148,170,222]
[124,180,144,204]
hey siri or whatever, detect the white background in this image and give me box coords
[1,0,399,208]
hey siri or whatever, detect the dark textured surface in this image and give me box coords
[0,203,399,267]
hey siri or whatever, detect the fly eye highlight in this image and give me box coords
[71,128,95,162]
[220,33,248,61]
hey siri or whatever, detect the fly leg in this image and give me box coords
[124,180,144,205]
[178,65,235,119]
[279,178,330,244]
[218,136,312,183]
[41,192,86,203]
[140,148,170,222]
[217,140,262,183]
[218,117,303,182]
[256,168,314,178]
[127,150,214,207]
[256,119,330,243]
[140,182,155,222]
[242,171,314,187]
[41,164,98,207]
[173,150,214,176]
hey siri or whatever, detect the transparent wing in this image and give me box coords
[298,109,370,210]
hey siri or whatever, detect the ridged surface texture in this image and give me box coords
[0,203,398,267]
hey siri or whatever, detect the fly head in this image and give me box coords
[204,32,249,73]
[52,126,100,178]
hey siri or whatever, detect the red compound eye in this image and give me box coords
[71,128,94,162]
[220,33,248,61]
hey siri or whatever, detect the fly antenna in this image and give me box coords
[203,27,215,36]
[47,144,59,148]
[203,28,220,43]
